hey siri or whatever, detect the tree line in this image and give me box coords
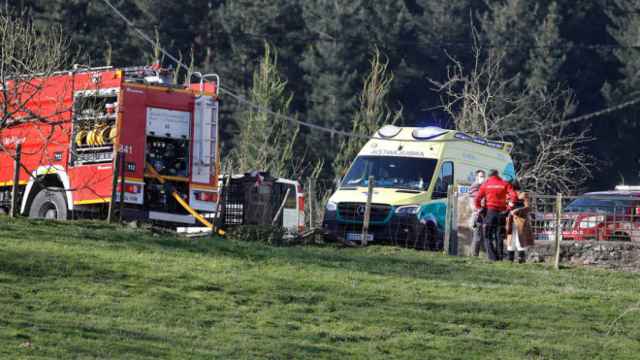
[7,0,640,192]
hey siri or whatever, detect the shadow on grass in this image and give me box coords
[0,247,122,280]
[0,218,586,287]
[90,227,527,285]
[1,317,174,359]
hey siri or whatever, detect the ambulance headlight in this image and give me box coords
[395,205,420,215]
[325,201,337,212]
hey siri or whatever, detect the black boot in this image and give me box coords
[518,251,526,264]
[507,251,515,262]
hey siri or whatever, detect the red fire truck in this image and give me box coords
[0,65,221,226]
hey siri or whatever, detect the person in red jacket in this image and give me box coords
[475,169,518,261]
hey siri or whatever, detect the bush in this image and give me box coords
[226,225,291,246]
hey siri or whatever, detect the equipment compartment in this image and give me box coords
[70,89,119,165]
[146,136,190,177]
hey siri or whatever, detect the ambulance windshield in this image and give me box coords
[341,156,438,191]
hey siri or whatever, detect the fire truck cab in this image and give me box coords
[0,65,220,226]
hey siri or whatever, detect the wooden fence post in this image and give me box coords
[10,143,22,218]
[451,187,459,255]
[554,193,563,270]
[272,188,291,226]
[107,151,121,223]
[443,185,455,255]
[308,180,314,229]
[361,176,374,246]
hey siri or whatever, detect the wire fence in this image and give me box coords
[314,180,640,269]
[530,193,640,242]
[448,188,640,268]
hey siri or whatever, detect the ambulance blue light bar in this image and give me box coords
[412,126,449,140]
[377,125,402,138]
[454,132,505,150]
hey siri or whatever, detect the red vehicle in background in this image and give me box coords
[0,65,222,227]
[537,186,640,242]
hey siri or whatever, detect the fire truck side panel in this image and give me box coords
[1,75,76,212]
[1,74,75,183]
[67,164,115,205]
[66,70,122,206]
[119,85,149,182]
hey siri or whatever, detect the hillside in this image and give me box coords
[0,218,639,359]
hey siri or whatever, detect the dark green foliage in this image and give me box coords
[7,0,640,189]
[601,0,640,185]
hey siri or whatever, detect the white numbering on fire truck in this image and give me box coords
[119,144,132,154]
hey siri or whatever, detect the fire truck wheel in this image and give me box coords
[28,188,68,220]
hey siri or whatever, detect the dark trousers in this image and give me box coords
[471,211,485,256]
[483,209,507,261]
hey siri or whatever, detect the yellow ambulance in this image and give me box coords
[322,125,516,248]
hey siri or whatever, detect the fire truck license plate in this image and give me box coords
[346,233,374,242]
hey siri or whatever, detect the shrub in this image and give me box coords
[226,225,290,246]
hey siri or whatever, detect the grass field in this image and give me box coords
[1,218,639,359]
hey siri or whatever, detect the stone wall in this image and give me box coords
[528,240,640,272]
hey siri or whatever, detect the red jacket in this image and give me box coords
[475,176,517,211]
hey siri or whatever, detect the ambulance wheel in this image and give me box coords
[415,225,431,250]
[28,188,68,220]
[418,224,439,251]
[609,232,630,242]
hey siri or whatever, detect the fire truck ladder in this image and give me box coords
[197,73,219,169]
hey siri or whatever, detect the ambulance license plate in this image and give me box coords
[346,233,374,242]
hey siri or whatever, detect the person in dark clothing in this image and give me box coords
[469,170,486,256]
[505,182,534,263]
[475,169,517,261]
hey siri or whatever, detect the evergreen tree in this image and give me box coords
[480,0,539,82]
[603,0,640,184]
[333,49,401,182]
[301,0,367,131]
[299,0,368,169]
[37,0,144,66]
[526,1,567,92]
[606,0,640,96]
[410,0,486,122]
[232,43,300,178]
[362,1,415,117]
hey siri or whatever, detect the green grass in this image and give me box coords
[0,218,639,359]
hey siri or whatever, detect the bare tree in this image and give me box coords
[430,40,593,194]
[0,14,70,132]
[304,160,330,229]
[333,48,401,183]
[0,12,74,178]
